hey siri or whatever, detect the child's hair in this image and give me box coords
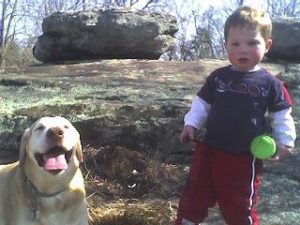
[224,6,272,42]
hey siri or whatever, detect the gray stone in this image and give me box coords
[267,18,300,60]
[33,8,178,62]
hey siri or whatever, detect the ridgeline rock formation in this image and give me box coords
[33,8,178,63]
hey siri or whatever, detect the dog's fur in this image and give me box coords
[0,116,88,225]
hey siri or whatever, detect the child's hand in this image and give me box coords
[180,125,196,143]
[269,144,293,161]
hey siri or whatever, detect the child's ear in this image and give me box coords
[265,38,273,53]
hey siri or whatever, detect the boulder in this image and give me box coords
[267,18,300,60]
[33,8,178,62]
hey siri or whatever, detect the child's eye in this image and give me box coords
[231,42,239,46]
[249,40,260,46]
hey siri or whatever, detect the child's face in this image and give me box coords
[225,26,272,72]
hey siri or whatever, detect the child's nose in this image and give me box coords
[239,44,249,53]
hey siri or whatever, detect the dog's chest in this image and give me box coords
[27,193,74,224]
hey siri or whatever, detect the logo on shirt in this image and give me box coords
[215,77,268,97]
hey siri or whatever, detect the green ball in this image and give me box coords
[250,135,276,159]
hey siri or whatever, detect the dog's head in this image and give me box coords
[20,116,83,176]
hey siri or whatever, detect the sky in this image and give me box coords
[134,0,268,11]
[133,0,270,38]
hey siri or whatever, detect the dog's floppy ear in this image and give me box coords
[75,140,83,163]
[19,128,31,165]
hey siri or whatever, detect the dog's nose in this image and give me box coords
[47,127,64,140]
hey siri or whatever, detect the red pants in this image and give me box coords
[175,141,262,225]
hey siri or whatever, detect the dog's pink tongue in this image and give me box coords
[44,154,68,170]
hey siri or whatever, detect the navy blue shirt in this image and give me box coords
[198,66,292,153]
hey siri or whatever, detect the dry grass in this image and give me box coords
[81,145,187,225]
[88,200,177,225]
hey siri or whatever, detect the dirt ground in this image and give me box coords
[82,144,188,225]
[1,59,217,225]
[1,59,299,224]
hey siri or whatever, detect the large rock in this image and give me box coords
[33,8,178,62]
[267,18,300,60]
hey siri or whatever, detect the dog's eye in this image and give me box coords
[64,125,69,129]
[35,125,45,131]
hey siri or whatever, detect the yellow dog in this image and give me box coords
[0,116,88,225]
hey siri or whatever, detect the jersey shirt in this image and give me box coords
[198,66,292,153]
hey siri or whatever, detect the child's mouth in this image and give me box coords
[238,58,249,63]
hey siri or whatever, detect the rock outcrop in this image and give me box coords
[1,59,298,160]
[267,18,300,60]
[33,8,178,62]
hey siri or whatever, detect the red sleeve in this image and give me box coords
[282,82,293,106]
